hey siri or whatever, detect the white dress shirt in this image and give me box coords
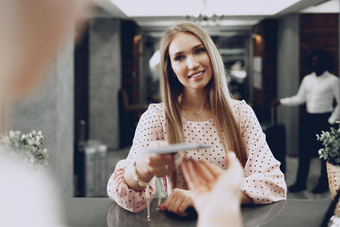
[280,71,340,124]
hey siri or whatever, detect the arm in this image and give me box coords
[107,159,156,213]
[107,104,167,212]
[238,101,287,204]
[280,76,307,106]
[328,78,340,124]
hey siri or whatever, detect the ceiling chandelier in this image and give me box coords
[186,0,224,26]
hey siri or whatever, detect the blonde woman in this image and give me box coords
[107,22,286,216]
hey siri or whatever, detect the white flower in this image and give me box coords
[0,130,49,168]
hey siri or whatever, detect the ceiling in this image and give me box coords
[91,0,338,34]
[111,0,301,17]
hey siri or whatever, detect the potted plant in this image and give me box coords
[317,121,340,216]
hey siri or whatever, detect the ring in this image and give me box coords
[165,164,169,170]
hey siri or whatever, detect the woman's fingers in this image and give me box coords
[168,197,184,215]
[160,192,175,212]
[159,189,193,216]
[147,153,176,177]
[145,141,187,177]
[177,200,190,216]
[148,153,174,166]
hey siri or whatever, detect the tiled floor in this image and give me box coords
[285,156,331,200]
[106,148,331,200]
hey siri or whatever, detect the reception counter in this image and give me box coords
[64,198,331,227]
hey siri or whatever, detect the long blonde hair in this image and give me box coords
[159,22,247,166]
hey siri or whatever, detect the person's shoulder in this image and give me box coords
[229,99,258,125]
[147,103,165,111]
[325,71,340,81]
[230,99,253,114]
[144,103,165,118]
[230,99,250,109]
[303,73,315,80]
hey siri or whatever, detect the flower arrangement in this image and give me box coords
[317,122,340,166]
[0,130,49,167]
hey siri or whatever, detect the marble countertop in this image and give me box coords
[63,198,331,227]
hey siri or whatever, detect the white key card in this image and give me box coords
[146,142,210,154]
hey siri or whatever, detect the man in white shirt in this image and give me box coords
[273,49,340,193]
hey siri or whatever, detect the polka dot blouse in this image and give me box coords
[107,99,287,213]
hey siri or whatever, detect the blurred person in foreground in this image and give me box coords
[0,0,90,226]
[272,49,340,194]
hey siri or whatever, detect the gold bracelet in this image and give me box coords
[132,160,148,187]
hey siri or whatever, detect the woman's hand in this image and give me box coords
[136,151,176,182]
[158,188,194,216]
[124,141,177,191]
[136,141,177,180]
[181,152,244,227]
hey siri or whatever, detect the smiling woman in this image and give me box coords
[168,33,213,93]
[107,22,286,217]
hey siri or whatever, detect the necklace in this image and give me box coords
[197,111,201,115]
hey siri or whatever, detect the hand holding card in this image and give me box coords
[146,142,210,170]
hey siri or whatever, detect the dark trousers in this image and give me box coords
[295,112,331,187]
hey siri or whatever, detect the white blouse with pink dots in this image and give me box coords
[107,99,287,213]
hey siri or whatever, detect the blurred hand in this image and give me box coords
[158,188,194,216]
[181,152,243,227]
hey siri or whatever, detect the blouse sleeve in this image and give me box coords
[107,104,166,212]
[236,101,287,204]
